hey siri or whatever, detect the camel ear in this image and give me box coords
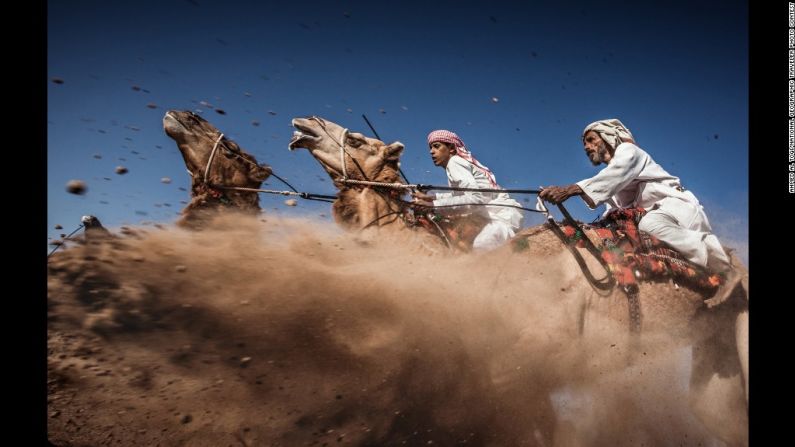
[250,163,272,182]
[383,141,404,162]
[224,139,241,154]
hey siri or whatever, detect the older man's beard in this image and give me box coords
[588,141,610,165]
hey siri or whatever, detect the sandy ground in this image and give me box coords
[47,215,735,446]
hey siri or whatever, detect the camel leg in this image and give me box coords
[731,255,749,404]
[689,341,748,445]
[489,378,558,446]
[529,393,556,447]
[735,308,749,403]
[689,298,749,446]
[688,370,748,446]
[575,291,588,336]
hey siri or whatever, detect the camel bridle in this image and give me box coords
[180,111,263,186]
[306,116,420,227]
[307,116,371,184]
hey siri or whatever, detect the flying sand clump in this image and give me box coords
[65,179,87,195]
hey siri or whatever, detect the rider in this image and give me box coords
[412,130,524,250]
[539,118,743,306]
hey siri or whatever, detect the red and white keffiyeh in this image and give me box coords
[426,129,498,187]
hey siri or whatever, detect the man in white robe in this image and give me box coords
[412,130,524,250]
[539,119,742,305]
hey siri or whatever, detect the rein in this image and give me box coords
[182,115,332,203]
[537,198,641,333]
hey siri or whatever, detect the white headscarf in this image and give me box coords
[582,119,636,150]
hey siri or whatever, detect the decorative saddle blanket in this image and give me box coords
[555,207,723,292]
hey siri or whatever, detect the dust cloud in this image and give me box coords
[47,214,724,446]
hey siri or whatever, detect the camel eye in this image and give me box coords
[225,140,240,153]
[346,135,364,148]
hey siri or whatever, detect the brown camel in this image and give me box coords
[289,116,409,231]
[163,110,272,226]
[289,116,750,446]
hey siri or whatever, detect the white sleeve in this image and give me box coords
[432,158,488,207]
[434,191,453,200]
[601,199,616,217]
[576,143,646,207]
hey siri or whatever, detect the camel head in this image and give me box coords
[163,110,272,184]
[288,116,404,186]
[163,110,273,226]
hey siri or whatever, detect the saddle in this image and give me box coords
[555,207,723,293]
[415,211,490,252]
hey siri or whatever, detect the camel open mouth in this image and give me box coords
[288,121,321,150]
[163,111,188,136]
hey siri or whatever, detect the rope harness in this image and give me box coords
[47,224,85,259]
[203,133,225,184]
[182,113,335,204]
[536,199,641,333]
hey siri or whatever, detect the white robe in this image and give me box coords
[576,142,730,271]
[433,155,524,250]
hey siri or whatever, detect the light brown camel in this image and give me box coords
[289,116,409,231]
[287,116,484,251]
[289,115,750,446]
[163,110,272,227]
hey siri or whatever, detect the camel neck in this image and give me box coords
[335,187,406,231]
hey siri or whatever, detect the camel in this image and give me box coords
[289,116,750,446]
[163,110,272,227]
[288,116,409,230]
[287,116,485,251]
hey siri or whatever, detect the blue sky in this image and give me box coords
[48,0,748,255]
